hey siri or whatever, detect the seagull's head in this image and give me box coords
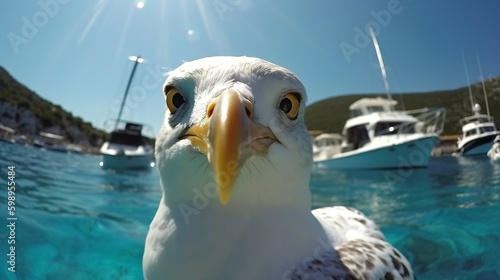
[155,56,312,210]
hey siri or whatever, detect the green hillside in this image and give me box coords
[0,66,108,146]
[305,77,500,135]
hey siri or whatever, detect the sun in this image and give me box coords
[136,1,145,9]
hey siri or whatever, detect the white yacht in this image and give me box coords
[456,103,499,156]
[99,122,154,170]
[313,97,445,169]
[455,55,499,157]
[313,27,445,169]
[312,133,343,162]
[99,55,155,170]
[34,132,82,153]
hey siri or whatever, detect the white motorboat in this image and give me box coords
[313,97,445,169]
[34,132,82,153]
[487,136,500,162]
[456,104,499,156]
[313,27,445,170]
[99,55,154,170]
[99,121,154,170]
[455,56,499,156]
[313,133,343,162]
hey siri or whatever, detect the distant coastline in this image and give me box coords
[2,63,499,154]
[0,66,108,152]
[305,77,500,136]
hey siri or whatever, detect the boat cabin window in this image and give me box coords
[465,129,477,137]
[346,124,370,149]
[479,126,496,133]
[350,109,363,118]
[367,106,385,113]
[109,131,144,146]
[374,122,415,136]
[476,117,492,124]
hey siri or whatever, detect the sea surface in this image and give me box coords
[0,141,499,280]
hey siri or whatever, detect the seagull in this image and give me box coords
[143,56,414,280]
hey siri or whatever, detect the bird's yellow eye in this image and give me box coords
[166,87,185,114]
[279,92,300,120]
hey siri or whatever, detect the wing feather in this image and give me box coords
[285,207,415,280]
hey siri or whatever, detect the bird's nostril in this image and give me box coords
[244,100,253,119]
[245,107,252,118]
[207,102,216,118]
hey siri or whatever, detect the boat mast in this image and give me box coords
[115,55,144,130]
[369,27,393,107]
[476,55,491,117]
[462,53,475,113]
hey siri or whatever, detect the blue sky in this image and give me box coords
[2,0,500,137]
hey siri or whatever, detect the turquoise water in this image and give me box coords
[1,141,499,279]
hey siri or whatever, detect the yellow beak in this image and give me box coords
[183,89,276,204]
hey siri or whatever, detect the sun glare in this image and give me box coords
[137,1,145,9]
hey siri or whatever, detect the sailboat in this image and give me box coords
[455,56,499,156]
[313,28,446,169]
[99,56,155,170]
